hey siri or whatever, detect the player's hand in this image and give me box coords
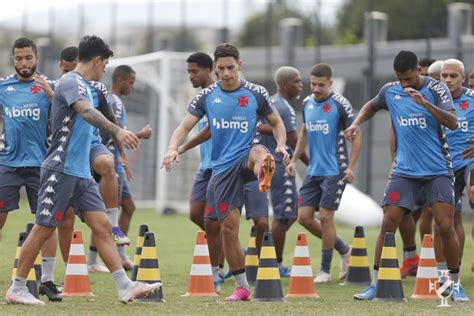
[286,160,296,177]
[462,138,474,159]
[34,75,53,98]
[116,129,140,149]
[344,123,360,142]
[276,146,290,165]
[342,168,355,183]
[140,124,153,139]
[404,87,426,106]
[161,149,179,172]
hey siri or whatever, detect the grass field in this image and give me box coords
[0,206,472,315]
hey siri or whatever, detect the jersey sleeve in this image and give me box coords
[255,87,274,117]
[280,105,296,133]
[334,94,355,129]
[371,83,392,111]
[301,95,312,124]
[187,91,206,119]
[59,75,90,108]
[429,81,455,111]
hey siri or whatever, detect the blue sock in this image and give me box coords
[321,248,333,273]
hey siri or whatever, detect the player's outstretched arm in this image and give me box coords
[266,111,289,164]
[344,100,378,142]
[161,113,200,171]
[178,125,211,155]
[73,99,140,149]
[135,124,153,139]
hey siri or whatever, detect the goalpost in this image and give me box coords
[108,51,202,214]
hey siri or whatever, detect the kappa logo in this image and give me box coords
[42,197,53,205]
[62,116,71,123]
[56,145,64,153]
[60,126,70,133]
[59,136,67,143]
[5,85,15,92]
[212,97,222,104]
[394,94,402,100]
[40,208,51,216]
[52,155,62,163]
[45,186,55,194]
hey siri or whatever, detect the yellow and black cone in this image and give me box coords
[374,232,405,302]
[25,223,42,284]
[254,232,283,302]
[245,225,259,284]
[135,232,164,302]
[344,226,371,285]
[131,224,149,281]
[11,232,39,298]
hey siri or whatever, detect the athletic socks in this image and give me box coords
[41,257,56,283]
[106,208,119,226]
[112,268,133,291]
[88,246,98,265]
[321,248,333,273]
[232,268,249,290]
[334,237,350,255]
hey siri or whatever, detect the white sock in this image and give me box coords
[41,257,56,283]
[106,208,119,226]
[117,246,127,260]
[112,268,133,291]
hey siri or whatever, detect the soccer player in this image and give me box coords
[0,37,62,302]
[348,50,461,301]
[162,43,288,301]
[5,35,160,306]
[258,66,308,277]
[437,58,471,301]
[287,63,358,283]
[59,46,78,74]
[469,71,474,89]
[419,57,436,76]
[427,60,444,80]
[105,64,153,269]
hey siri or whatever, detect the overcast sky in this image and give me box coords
[0,0,344,34]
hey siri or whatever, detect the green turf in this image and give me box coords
[0,207,472,315]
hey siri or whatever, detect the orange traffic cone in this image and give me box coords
[411,234,438,299]
[11,232,39,298]
[182,231,218,297]
[286,232,319,298]
[62,231,94,297]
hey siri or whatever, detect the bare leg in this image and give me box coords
[252,216,269,255]
[118,197,136,235]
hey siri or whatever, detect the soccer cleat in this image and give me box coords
[258,154,275,192]
[279,265,291,277]
[400,255,419,278]
[224,287,251,301]
[339,246,351,280]
[451,283,469,302]
[88,263,110,273]
[122,257,134,271]
[119,281,162,303]
[113,226,131,246]
[5,288,46,306]
[313,270,332,284]
[353,284,376,301]
[214,280,222,294]
[39,281,63,302]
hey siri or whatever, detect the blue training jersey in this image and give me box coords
[302,92,355,176]
[187,80,274,174]
[445,87,474,171]
[372,78,454,177]
[197,116,212,170]
[261,94,297,163]
[103,93,126,174]
[42,71,94,179]
[89,81,110,147]
[0,74,51,167]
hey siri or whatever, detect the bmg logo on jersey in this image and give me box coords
[4,104,41,121]
[212,117,249,133]
[396,113,427,129]
[457,117,469,132]
[306,120,329,134]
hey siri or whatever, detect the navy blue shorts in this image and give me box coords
[0,165,40,213]
[204,155,256,221]
[243,180,268,220]
[190,168,212,203]
[413,186,428,211]
[453,163,474,213]
[35,168,105,227]
[299,174,346,210]
[382,174,454,211]
[270,162,297,220]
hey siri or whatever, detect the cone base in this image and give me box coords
[286,293,319,298]
[373,297,406,302]
[181,292,218,297]
[253,297,284,302]
[62,292,95,297]
[410,294,438,300]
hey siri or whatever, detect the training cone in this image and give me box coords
[344,226,371,285]
[25,223,42,284]
[245,225,259,284]
[11,232,39,298]
[135,232,164,302]
[62,231,94,297]
[374,232,405,302]
[411,234,438,299]
[286,232,319,298]
[131,224,149,281]
[183,231,217,297]
[254,232,284,302]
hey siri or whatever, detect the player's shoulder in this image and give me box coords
[241,80,270,100]
[462,87,474,100]
[302,94,314,106]
[89,80,108,98]
[190,82,218,107]
[331,92,351,106]
[0,73,17,85]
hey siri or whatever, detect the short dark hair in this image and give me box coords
[214,43,239,61]
[60,46,78,62]
[419,57,436,68]
[469,71,474,79]
[310,63,332,79]
[112,65,135,83]
[12,37,37,55]
[78,35,113,62]
[187,52,213,71]
[393,50,418,73]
